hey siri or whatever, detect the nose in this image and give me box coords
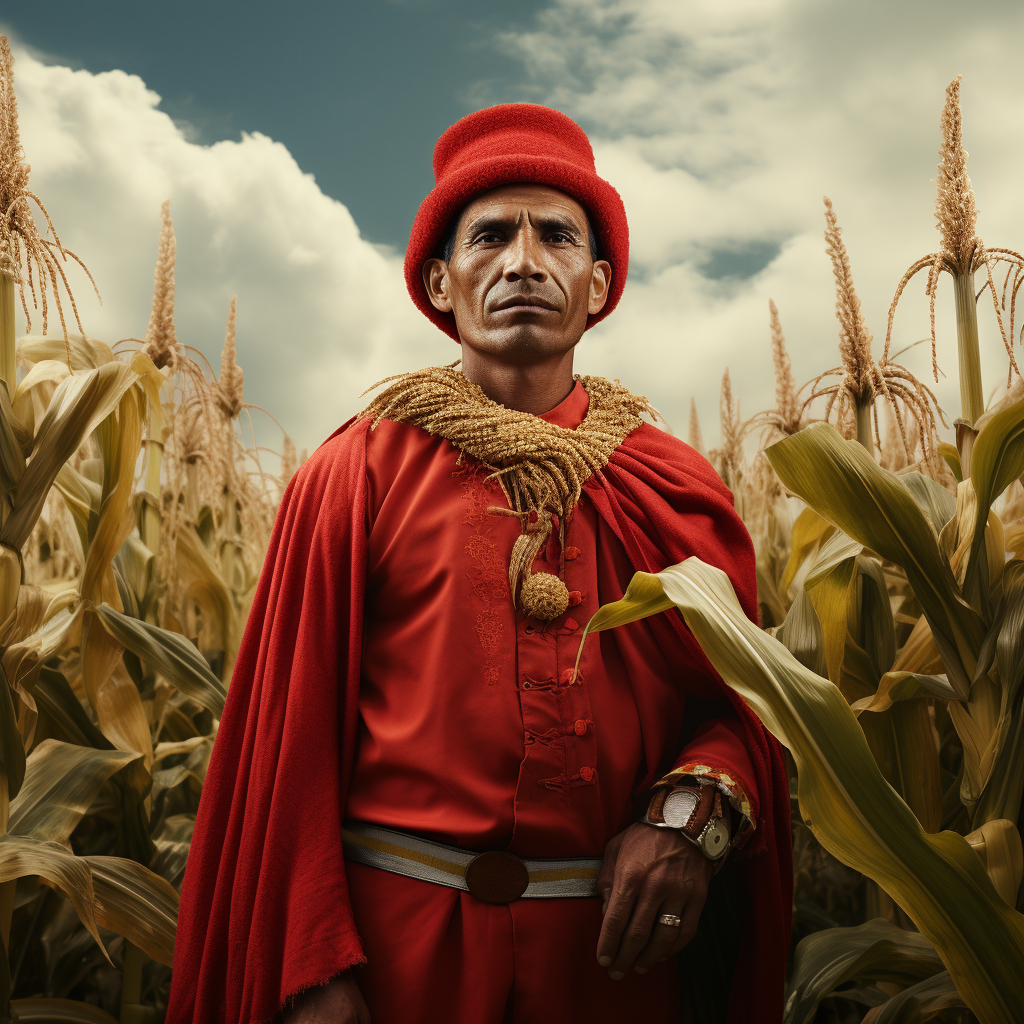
[503,222,547,283]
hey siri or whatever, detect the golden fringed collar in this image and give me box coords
[359,365,654,520]
[359,366,654,621]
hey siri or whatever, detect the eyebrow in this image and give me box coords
[460,212,585,241]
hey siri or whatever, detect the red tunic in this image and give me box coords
[348,382,758,855]
[167,380,792,1024]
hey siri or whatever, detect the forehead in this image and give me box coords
[455,183,590,232]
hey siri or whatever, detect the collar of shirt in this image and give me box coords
[538,380,590,429]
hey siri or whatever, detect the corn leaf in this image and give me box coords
[19,334,115,372]
[81,637,154,773]
[938,442,963,484]
[861,971,965,1024]
[900,471,956,536]
[580,558,1024,1020]
[775,589,827,678]
[0,666,25,800]
[784,918,944,1024]
[13,359,71,405]
[806,554,857,687]
[966,818,1024,907]
[94,604,227,716]
[81,382,145,608]
[0,834,106,957]
[150,814,195,890]
[975,564,1024,826]
[8,997,120,1024]
[891,616,945,677]
[53,463,101,552]
[8,739,138,845]
[767,424,984,686]
[5,365,137,550]
[853,556,896,680]
[805,529,864,589]
[83,855,178,966]
[3,592,80,691]
[0,382,26,501]
[782,507,834,593]
[968,396,1024,586]
[33,669,113,751]
[851,672,957,714]
[174,525,241,679]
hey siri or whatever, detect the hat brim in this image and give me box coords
[404,155,629,342]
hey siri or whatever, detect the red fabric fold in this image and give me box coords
[168,414,791,1024]
[167,419,371,1024]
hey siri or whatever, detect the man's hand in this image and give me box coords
[596,822,712,979]
[282,973,370,1024]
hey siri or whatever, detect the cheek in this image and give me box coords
[562,265,596,316]
[447,257,497,305]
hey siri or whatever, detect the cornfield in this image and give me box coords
[0,38,301,1024]
[2,27,1023,1024]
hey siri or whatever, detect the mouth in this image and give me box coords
[492,295,559,313]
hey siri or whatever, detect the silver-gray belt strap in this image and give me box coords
[342,820,601,900]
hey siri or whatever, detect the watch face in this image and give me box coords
[663,789,699,829]
[701,818,730,859]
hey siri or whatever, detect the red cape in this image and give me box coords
[167,417,791,1024]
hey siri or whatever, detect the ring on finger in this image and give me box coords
[658,913,682,928]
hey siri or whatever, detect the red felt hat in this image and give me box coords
[405,103,629,342]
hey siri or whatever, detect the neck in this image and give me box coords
[459,346,577,414]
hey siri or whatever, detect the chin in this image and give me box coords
[466,322,584,363]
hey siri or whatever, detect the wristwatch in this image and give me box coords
[642,782,731,861]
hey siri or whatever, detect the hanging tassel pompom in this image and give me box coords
[519,572,570,621]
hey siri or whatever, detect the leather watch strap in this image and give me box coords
[643,782,732,862]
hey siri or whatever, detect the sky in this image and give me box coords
[3,0,1024,454]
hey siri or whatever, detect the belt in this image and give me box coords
[342,820,602,904]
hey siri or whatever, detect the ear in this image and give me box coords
[588,260,612,316]
[422,258,453,313]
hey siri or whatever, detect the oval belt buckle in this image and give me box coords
[465,850,530,904]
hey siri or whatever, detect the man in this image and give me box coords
[167,104,791,1024]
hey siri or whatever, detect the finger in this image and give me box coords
[596,871,638,968]
[607,892,662,979]
[660,899,705,961]
[596,844,619,914]
[633,902,687,973]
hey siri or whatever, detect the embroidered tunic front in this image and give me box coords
[345,381,757,857]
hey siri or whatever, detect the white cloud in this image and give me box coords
[498,0,1024,440]
[13,49,450,452]
[13,2,1024,453]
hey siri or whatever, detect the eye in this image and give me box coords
[548,232,575,245]
[474,231,504,244]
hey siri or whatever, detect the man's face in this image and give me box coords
[422,183,612,364]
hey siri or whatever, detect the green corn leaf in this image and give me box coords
[900,471,956,536]
[785,918,944,1024]
[579,557,1024,1021]
[775,588,827,678]
[805,553,857,688]
[8,739,138,845]
[4,364,137,550]
[766,424,984,688]
[852,672,958,714]
[94,604,226,716]
[938,442,963,484]
[969,396,1024,586]
[862,971,965,1024]
[782,507,834,593]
